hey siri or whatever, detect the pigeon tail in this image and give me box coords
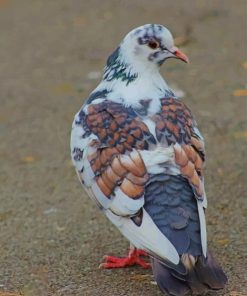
[151,252,227,296]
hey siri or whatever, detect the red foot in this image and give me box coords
[99,248,150,269]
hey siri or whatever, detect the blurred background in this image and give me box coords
[0,0,246,295]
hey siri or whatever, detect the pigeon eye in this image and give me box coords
[148,40,159,49]
[148,40,159,50]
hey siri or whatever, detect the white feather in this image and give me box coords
[109,188,144,216]
[81,158,95,186]
[106,208,179,265]
[197,200,207,257]
[201,179,208,208]
[140,145,173,172]
[104,70,168,110]
[142,118,158,140]
[91,181,111,209]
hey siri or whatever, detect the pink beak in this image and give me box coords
[171,46,189,63]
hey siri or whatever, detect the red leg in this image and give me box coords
[99,248,150,269]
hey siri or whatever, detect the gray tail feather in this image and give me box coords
[151,252,227,296]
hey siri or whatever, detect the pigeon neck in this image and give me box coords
[100,46,173,109]
[103,47,138,86]
[103,46,167,84]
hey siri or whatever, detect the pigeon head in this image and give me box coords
[122,24,189,67]
[103,24,188,85]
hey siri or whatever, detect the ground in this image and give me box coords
[0,0,246,295]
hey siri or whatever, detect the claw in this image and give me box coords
[99,248,151,269]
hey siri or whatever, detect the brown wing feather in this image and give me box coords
[154,98,205,198]
[83,101,150,199]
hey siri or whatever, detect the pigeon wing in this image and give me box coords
[150,97,207,256]
[71,98,180,264]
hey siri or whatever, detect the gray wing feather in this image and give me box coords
[144,174,203,256]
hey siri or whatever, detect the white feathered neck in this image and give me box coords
[95,45,171,112]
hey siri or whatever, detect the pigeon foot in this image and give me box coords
[99,248,150,269]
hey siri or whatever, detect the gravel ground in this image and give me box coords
[0,1,246,295]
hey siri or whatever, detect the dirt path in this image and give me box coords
[0,1,246,295]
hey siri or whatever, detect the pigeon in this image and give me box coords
[70,24,227,296]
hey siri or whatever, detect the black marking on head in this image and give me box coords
[158,59,165,66]
[136,24,166,50]
[134,28,142,36]
[157,24,163,31]
[148,50,161,61]
[138,35,162,47]
[138,36,147,45]
[160,44,168,51]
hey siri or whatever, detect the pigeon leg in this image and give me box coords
[99,248,150,269]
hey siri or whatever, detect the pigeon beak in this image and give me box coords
[170,46,189,63]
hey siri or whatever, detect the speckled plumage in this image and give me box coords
[71,24,227,296]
